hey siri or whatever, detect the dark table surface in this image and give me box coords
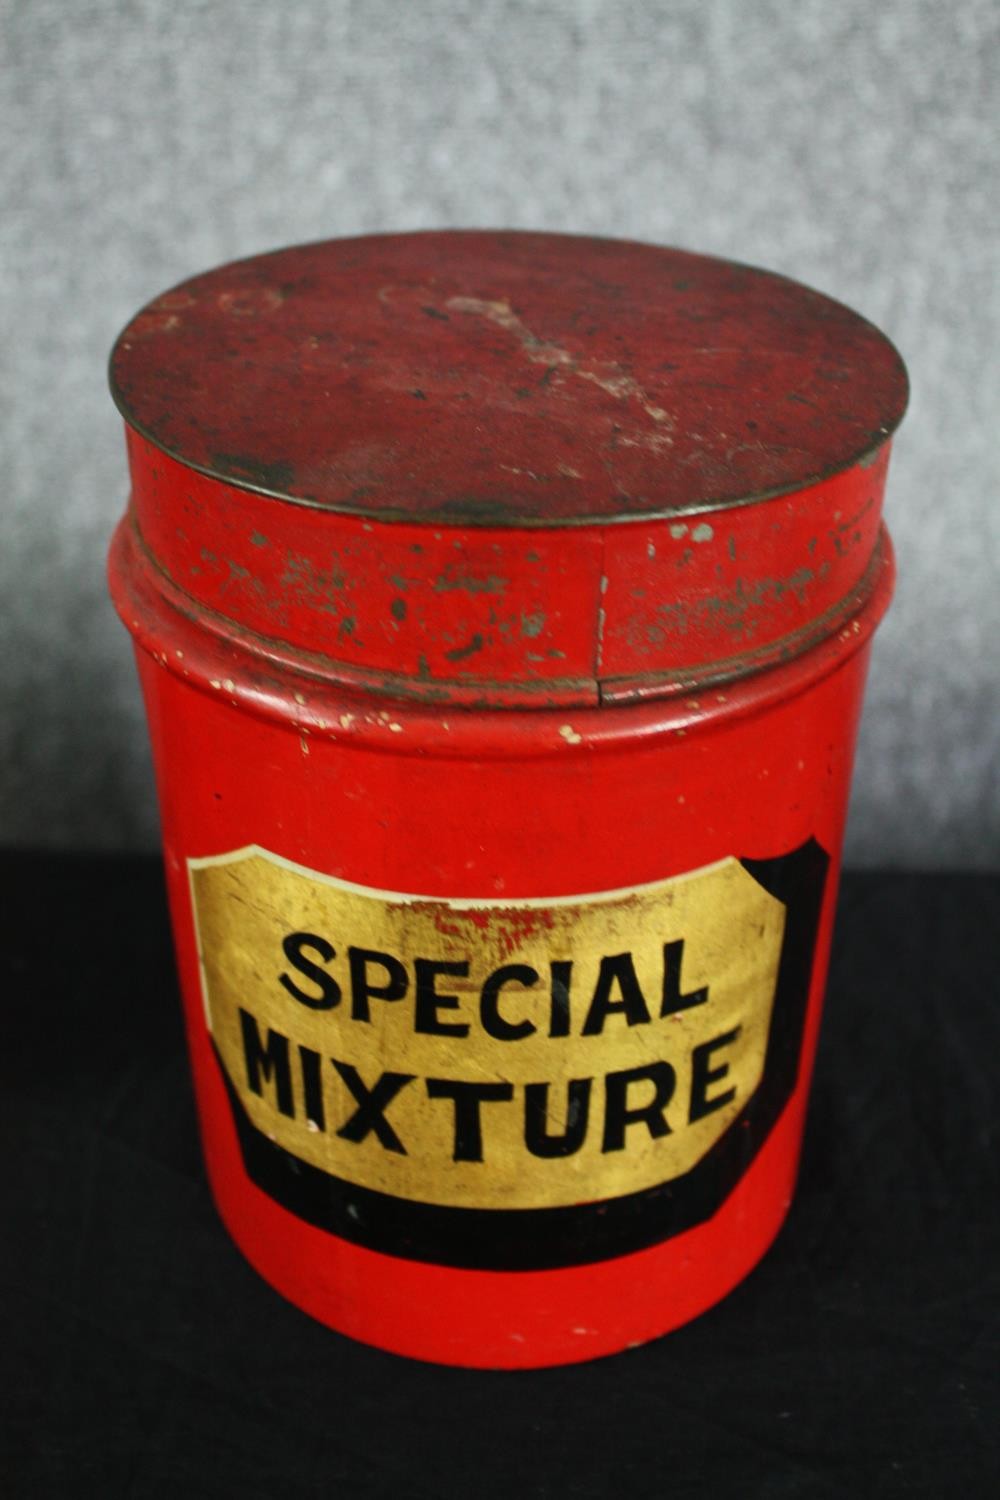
[3,854,997,1499]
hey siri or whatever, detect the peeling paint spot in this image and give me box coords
[499,463,543,481]
[391,596,407,622]
[670,523,688,540]
[691,522,714,543]
[446,294,675,440]
[249,531,269,548]
[520,610,545,638]
[559,724,583,745]
[218,287,284,316]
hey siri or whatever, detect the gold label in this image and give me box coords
[189,846,786,1212]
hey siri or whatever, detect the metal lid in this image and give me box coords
[110,231,907,528]
[110,233,906,709]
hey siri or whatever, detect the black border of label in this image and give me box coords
[212,839,829,1270]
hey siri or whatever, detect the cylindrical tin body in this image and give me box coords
[108,233,907,1368]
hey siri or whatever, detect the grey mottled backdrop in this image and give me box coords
[3,0,997,865]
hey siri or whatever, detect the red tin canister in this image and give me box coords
[108,232,907,1368]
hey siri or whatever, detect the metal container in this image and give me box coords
[108,231,907,1367]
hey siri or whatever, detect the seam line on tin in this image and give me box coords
[594,530,609,692]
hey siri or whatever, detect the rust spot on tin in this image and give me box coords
[281,551,347,612]
[221,560,251,591]
[444,633,485,663]
[635,564,820,648]
[213,452,296,492]
[433,568,508,596]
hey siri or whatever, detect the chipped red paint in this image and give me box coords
[108,232,907,1368]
